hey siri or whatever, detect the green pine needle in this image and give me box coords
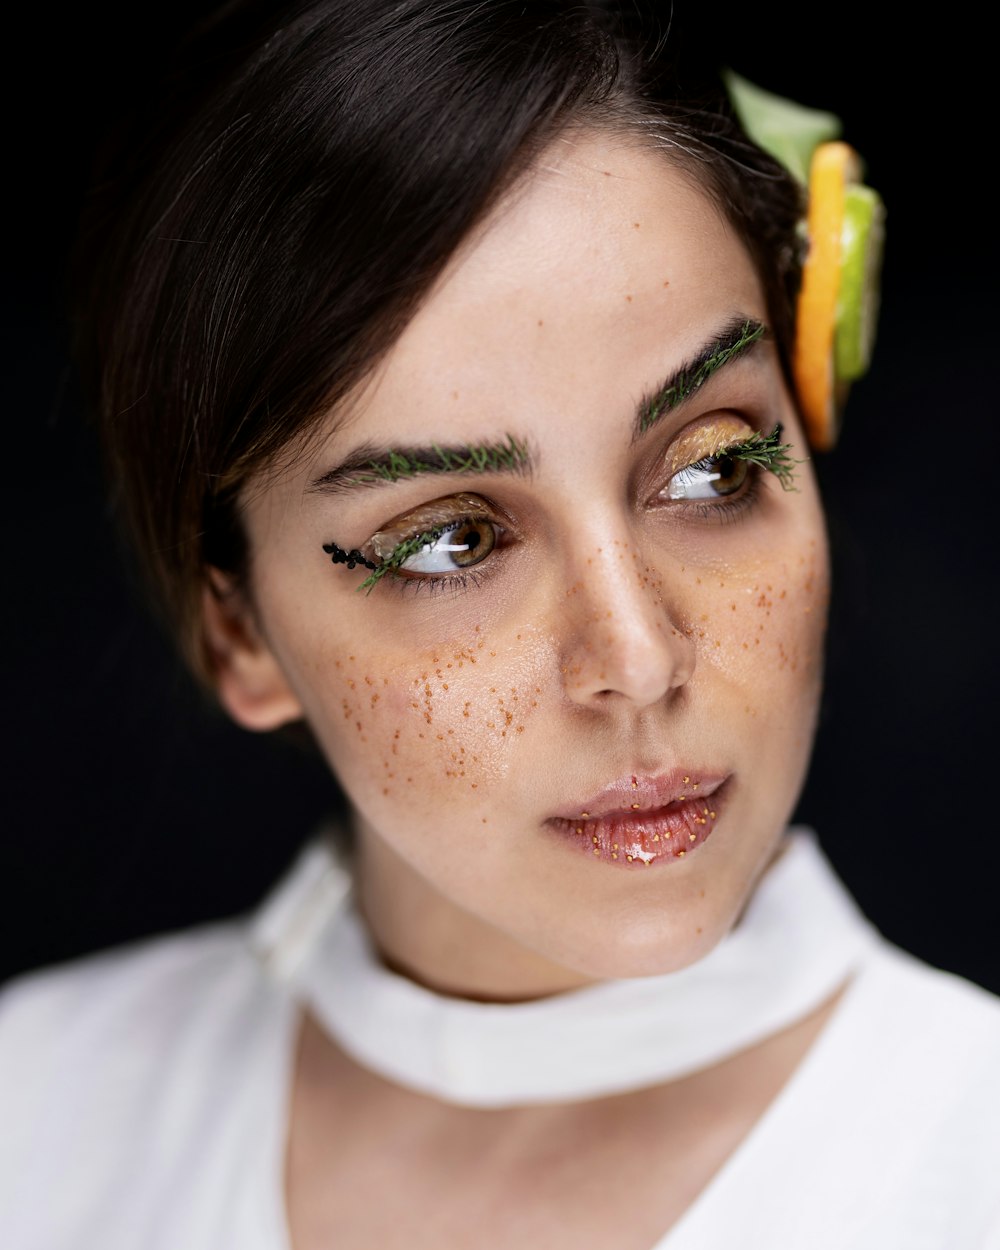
[641,321,765,433]
[723,424,800,490]
[358,524,449,592]
[347,434,529,487]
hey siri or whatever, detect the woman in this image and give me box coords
[2,2,998,1247]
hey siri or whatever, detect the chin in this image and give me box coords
[549,833,785,983]
[521,880,753,987]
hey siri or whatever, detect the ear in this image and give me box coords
[200,569,305,732]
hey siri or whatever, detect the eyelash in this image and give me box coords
[356,517,509,596]
[382,565,493,599]
[326,423,793,596]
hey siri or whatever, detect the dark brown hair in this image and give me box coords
[75,0,803,686]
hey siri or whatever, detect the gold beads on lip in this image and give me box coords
[556,779,718,866]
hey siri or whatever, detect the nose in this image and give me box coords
[558,537,695,711]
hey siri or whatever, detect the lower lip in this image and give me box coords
[544,784,727,867]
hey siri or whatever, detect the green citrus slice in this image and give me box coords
[834,184,886,383]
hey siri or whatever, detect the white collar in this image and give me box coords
[250,830,877,1108]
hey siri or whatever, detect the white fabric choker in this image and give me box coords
[250,829,878,1108]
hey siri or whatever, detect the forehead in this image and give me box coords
[309,129,766,467]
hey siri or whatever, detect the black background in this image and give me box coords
[4,4,997,991]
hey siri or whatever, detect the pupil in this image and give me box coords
[713,454,746,496]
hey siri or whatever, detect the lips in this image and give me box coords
[544,771,729,866]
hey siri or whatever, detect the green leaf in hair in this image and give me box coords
[723,69,842,184]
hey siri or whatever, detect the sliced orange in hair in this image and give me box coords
[793,142,861,450]
[726,75,886,448]
[794,145,886,449]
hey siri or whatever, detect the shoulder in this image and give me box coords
[0,920,282,1100]
[1,920,255,1041]
[848,940,1000,1066]
[0,922,294,1249]
[825,941,1000,1143]
[675,944,1000,1249]
[796,943,1000,1244]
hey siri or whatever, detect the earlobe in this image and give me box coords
[200,570,305,732]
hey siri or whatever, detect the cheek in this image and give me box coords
[683,532,830,723]
[304,620,554,828]
[701,539,826,654]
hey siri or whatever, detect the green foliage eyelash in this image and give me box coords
[323,527,450,592]
[720,424,800,490]
[357,525,449,592]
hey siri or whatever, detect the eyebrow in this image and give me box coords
[635,316,767,437]
[307,434,533,496]
[307,316,769,496]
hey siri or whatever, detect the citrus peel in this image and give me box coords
[793,142,861,450]
[834,184,885,385]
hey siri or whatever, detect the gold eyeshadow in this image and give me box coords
[367,494,494,562]
[661,417,756,480]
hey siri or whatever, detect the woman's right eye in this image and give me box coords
[346,492,509,591]
[395,517,498,575]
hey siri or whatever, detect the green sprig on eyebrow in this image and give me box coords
[345,434,529,486]
[723,424,800,490]
[640,320,766,433]
[357,525,449,593]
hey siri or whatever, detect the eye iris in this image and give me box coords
[711,454,748,495]
[448,519,495,567]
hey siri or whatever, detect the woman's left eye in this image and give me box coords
[660,452,750,501]
[397,517,498,574]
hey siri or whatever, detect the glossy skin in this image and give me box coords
[211,129,829,1000]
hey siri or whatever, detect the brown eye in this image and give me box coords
[663,453,750,501]
[399,517,497,574]
[705,454,749,496]
[446,519,496,567]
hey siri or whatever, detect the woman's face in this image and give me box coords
[228,131,829,997]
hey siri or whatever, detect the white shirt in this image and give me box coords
[2,833,999,1249]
